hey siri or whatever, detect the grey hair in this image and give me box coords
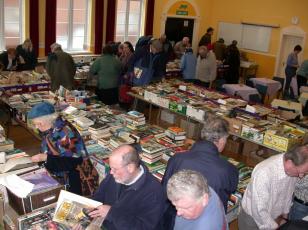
[32,113,58,126]
[167,170,209,202]
[50,43,62,52]
[150,39,163,52]
[201,116,229,143]
[284,145,308,166]
[121,145,140,167]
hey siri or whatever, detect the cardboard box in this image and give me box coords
[224,117,243,135]
[242,140,260,156]
[263,126,305,152]
[186,105,205,121]
[241,124,264,144]
[223,137,243,155]
[169,101,187,115]
[180,119,200,139]
[160,110,176,124]
[7,185,63,215]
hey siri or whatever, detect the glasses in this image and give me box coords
[110,164,128,173]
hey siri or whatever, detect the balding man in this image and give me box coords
[89,145,165,230]
[174,37,190,59]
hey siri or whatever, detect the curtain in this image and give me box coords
[105,0,116,43]
[94,0,105,54]
[29,0,39,57]
[144,0,155,36]
[45,0,57,55]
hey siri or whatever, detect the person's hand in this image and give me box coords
[19,56,25,64]
[31,153,47,162]
[275,214,288,226]
[89,205,111,218]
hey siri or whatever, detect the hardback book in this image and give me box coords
[141,140,165,154]
[5,148,28,160]
[127,110,145,118]
[167,126,186,135]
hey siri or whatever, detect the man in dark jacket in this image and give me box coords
[162,114,239,229]
[198,27,214,47]
[128,39,167,86]
[90,145,165,230]
[46,43,76,92]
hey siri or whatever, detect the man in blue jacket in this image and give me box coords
[162,114,239,229]
[89,144,165,230]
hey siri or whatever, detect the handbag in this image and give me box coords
[46,122,99,197]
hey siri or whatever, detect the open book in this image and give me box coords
[53,190,104,229]
[0,156,36,174]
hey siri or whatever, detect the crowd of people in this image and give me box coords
[27,101,308,230]
[2,30,308,229]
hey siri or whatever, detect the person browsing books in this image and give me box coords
[238,145,308,230]
[28,102,85,195]
[89,144,165,230]
[161,113,238,229]
[167,170,228,230]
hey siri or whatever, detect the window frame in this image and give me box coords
[116,0,144,43]
[56,0,90,52]
[0,0,23,51]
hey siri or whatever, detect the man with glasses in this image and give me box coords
[238,145,308,230]
[162,114,238,229]
[89,144,165,230]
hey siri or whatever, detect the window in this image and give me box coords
[115,0,144,45]
[0,0,22,50]
[56,0,89,52]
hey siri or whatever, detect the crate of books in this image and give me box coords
[169,101,187,115]
[241,123,265,144]
[263,125,305,152]
[7,168,64,215]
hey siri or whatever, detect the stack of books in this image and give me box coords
[73,116,94,129]
[140,139,166,164]
[88,121,110,140]
[164,126,186,146]
[125,111,146,130]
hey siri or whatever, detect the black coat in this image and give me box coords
[92,165,165,230]
[0,52,17,70]
[16,44,37,70]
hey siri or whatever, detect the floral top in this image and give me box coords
[40,116,86,158]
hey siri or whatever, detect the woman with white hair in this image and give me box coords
[28,102,85,195]
[16,39,37,70]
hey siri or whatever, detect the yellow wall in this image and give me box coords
[153,0,308,78]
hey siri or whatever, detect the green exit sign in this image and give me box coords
[176,10,188,16]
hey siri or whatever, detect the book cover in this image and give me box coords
[53,190,103,229]
[19,168,60,193]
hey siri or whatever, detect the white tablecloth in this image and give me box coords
[223,84,259,101]
[251,78,281,96]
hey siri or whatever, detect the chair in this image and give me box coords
[249,94,262,104]
[245,79,254,88]
[255,84,268,103]
[273,76,285,98]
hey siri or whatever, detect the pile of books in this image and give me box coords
[88,121,110,140]
[140,139,166,164]
[164,126,186,146]
[125,111,146,130]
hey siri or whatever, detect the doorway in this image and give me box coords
[165,17,194,46]
[276,34,304,78]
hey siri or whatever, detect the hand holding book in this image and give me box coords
[89,204,111,218]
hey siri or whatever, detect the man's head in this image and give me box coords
[201,116,229,152]
[167,170,209,220]
[294,45,302,54]
[284,145,308,178]
[50,43,62,53]
[206,27,214,35]
[182,37,190,46]
[160,34,167,43]
[109,145,141,184]
[28,102,57,132]
[150,39,163,54]
[198,46,209,58]
[23,39,33,51]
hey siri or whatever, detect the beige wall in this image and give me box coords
[153,0,308,77]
